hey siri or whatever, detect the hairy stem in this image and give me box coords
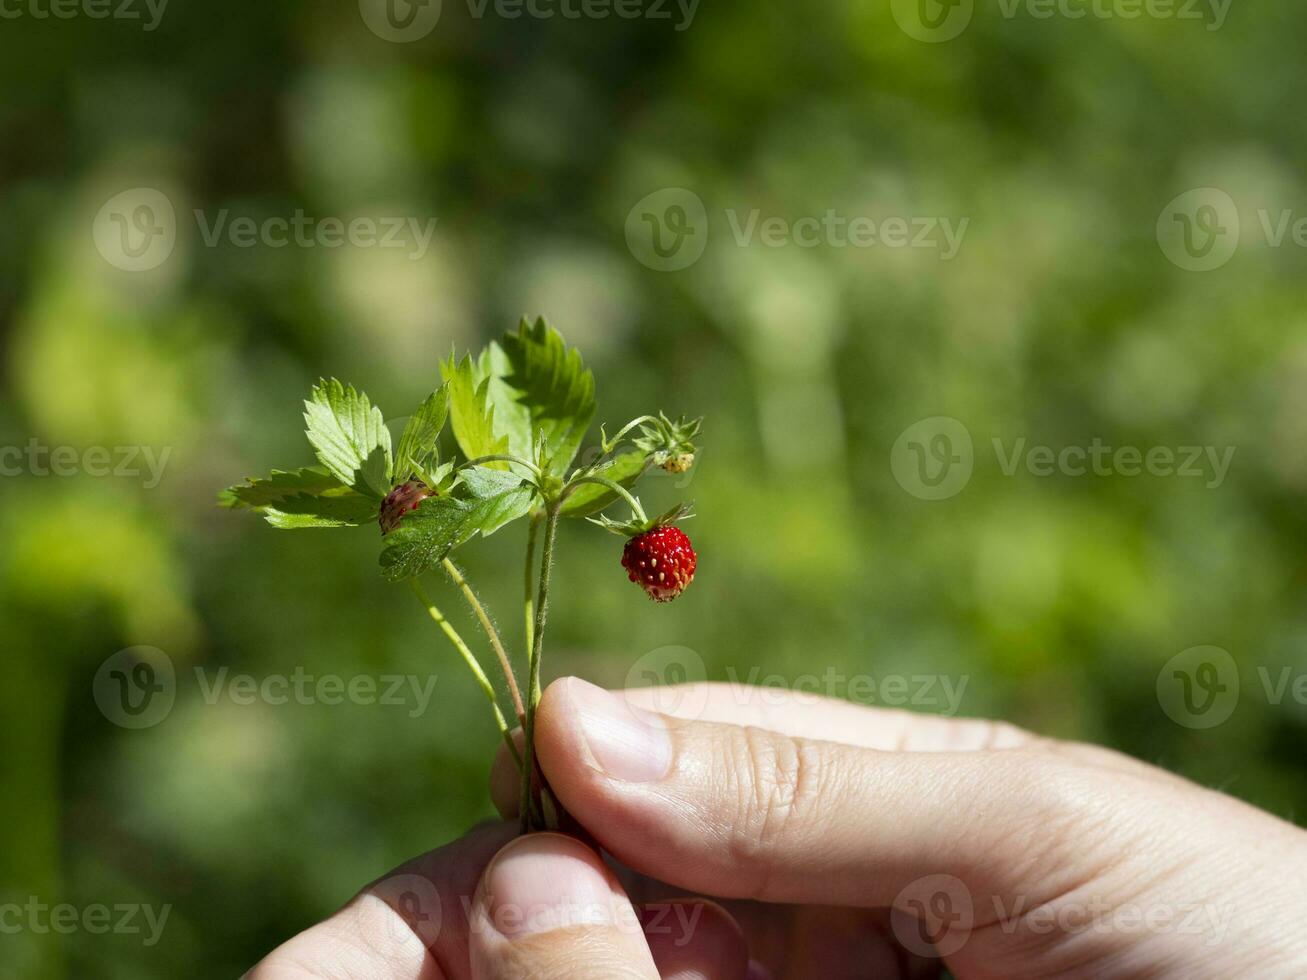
[524,511,541,661]
[410,578,522,771]
[441,558,524,726]
[520,505,560,832]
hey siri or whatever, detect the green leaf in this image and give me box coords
[479,342,533,462]
[441,352,512,467]
[457,467,536,535]
[221,467,378,529]
[378,467,536,580]
[440,320,595,475]
[558,451,651,518]
[500,317,596,474]
[220,467,342,509]
[395,386,448,481]
[303,379,393,498]
[262,490,380,529]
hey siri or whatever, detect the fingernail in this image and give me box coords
[565,677,672,783]
[481,833,618,939]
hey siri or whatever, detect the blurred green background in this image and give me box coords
[3,0,1307,975]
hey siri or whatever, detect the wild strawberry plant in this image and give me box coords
[221,317,700,831]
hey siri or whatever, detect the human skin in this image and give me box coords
[247,678,1307,979]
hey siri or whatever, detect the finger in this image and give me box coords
[622,683,1173,783]
[489,686,1031,819]
[638,899,748,980]
[247,821,515,980]
[496,681,1161,801]
[534,677,1097,910]
[465,808,913,980]
[468,833,660,980]
[621,682,1031,752]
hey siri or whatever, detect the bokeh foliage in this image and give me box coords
[2,1,1307,976]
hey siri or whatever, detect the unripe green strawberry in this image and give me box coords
[379,480,431,535]
[621,525,696,602]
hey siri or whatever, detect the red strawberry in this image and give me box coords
[621,525,697,602]
[379,480,431,535]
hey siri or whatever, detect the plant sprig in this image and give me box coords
[221,315,702,831]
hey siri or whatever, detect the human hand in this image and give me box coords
[488,678,1307,978]
[244,821,751,979]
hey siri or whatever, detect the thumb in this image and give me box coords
[531,678,1092,911]
[469,832,658,980]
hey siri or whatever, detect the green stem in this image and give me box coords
[441,558,525,726]
[562,474,648,524]
[524,511,541,661]
[410,578,522,770]
[520,505,561,832]
[600,415,657,455]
